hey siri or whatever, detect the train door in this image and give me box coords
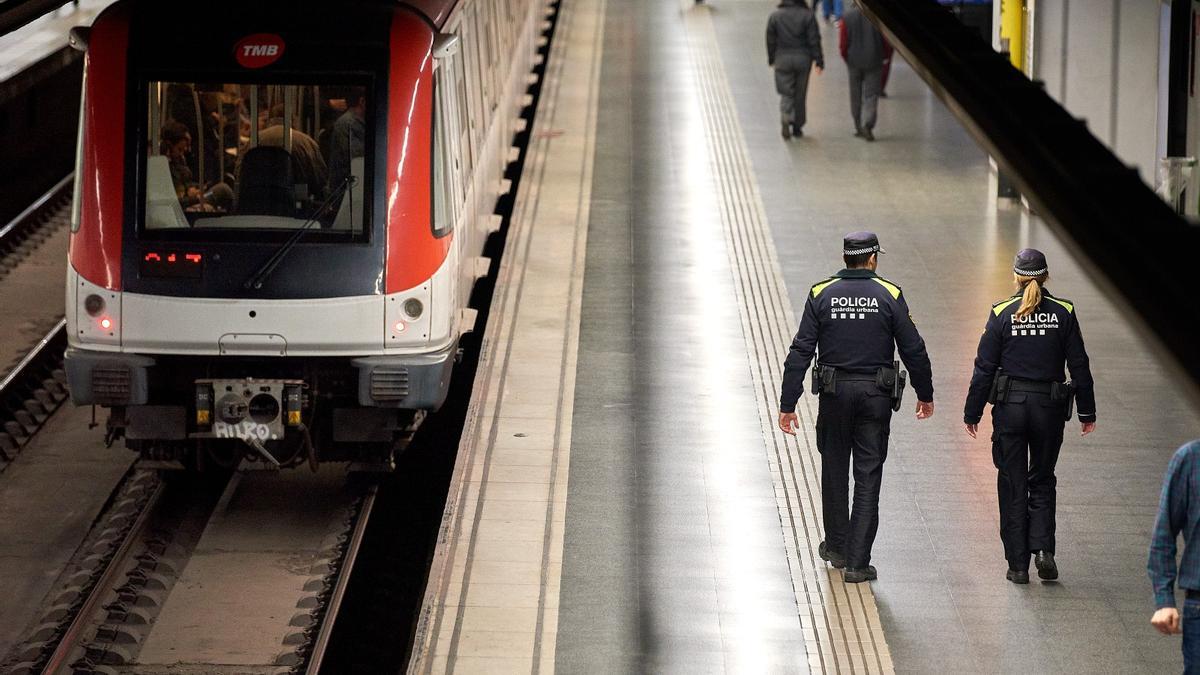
[434,37,475,311]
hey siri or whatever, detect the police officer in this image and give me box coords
[963,249,1096,584]
[778,232,935,583]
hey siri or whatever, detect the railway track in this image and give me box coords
[0,175,73,473]
[2,470,376,674]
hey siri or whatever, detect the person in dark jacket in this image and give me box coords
[779,232,935,583]
[839,1,892,141]
[766,0,824,140]
[963,249,1097,584]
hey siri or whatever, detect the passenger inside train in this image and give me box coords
[145,82,368,233]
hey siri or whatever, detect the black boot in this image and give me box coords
[781,122,792,140]
[843,566,877,583]
[818,541,846,569]
[791,123,803,138]
[1006,568,1029,584]
[1035,551,1059,580]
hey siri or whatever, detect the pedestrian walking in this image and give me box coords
[821,0,843,24]
[963,249,1097,584]
[1149,439,1200,671]
[839,0,892,141]
[766,0,824,140]
[778,232,935,583]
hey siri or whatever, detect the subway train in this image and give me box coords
[63,0,543,469]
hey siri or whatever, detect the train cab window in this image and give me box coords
[141,81,370,237]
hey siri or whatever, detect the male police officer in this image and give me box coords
[778,232,935,582]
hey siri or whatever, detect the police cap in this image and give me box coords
[1013,248,1048,277]
[843,231,886,256]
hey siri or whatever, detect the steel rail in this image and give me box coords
[0,173,72,245]
[0,319,64,398]
[305,484,378,675]
[40,478,166,673]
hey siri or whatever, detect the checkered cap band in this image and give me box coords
[844,245,880,255]
[1014,266,1047,277]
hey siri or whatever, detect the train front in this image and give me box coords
[64,1,458,470]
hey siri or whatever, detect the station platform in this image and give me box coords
[0,0,109,92]
[410,0,1200,672]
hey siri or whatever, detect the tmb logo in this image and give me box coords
[234,33,286,69]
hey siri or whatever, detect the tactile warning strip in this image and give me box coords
[679,5,895,673]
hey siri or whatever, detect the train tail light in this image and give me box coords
[195,383,213,427]
[284,384,302,426]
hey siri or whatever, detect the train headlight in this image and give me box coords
[84,294,105,317]
[403,298,424,320]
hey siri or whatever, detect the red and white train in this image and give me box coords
[64,0,544,468]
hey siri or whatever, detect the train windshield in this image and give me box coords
[141,81,370,237]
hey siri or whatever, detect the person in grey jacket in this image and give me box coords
[839,1,892,141]
[766,0,824,140]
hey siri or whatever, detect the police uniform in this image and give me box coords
[779,232,934,581]
[963,249,1096,583]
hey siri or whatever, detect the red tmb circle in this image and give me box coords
[234,33,286,69]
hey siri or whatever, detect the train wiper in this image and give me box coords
[243,176,357,291]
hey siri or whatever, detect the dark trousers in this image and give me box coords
[847,65,882,131]
[1184,597,1200,673]
[816,380,894,569]
[990,392,1066,569]
[774,52,814,128]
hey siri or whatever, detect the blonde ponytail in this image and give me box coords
[1014,273,1047,319]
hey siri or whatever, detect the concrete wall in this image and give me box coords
[1028,0,1166,185]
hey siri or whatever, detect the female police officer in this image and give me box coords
[963,249,1096,584]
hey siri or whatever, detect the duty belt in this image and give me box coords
[835,373,878,382]
[1007,379,1054,394]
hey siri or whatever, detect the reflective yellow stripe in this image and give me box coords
[811,279,839,297]
[992,297,1020,316]
[872,278,901,300]
[1046,296,1074,313]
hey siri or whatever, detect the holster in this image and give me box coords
[987,373,1010,405]
[876,361,907,412]
[811,365,837,396]
[1051,381,1077,421]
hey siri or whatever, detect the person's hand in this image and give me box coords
[814,65,824,75]
[915,400,934,419]
[778,411,799,436]
[964,423,978,439]
[1151,607,1181,635]
[186,186,202,200]
[1081,421,1096,436]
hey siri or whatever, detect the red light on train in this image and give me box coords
[185,253,202,263]
[167,253,177,263]
[145,252,161,262]
[99,317,113,330]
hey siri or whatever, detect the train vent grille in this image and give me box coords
[92,365,132,405]
[370,367,410,402]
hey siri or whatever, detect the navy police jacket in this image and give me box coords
[963,290,1096,424]
[779,268,934,413]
